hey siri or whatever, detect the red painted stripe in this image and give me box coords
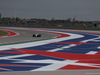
[0,30,19,37]
[0,64,42,67]
[53,42,100,45]
[95,52,100,55]
[78,59,100,64]
[59,65,100,70]
[55,33,70,38]
[0,48,100,60]
[54,42,85,45]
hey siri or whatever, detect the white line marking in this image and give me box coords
[98,46,100,49]
[86,51,98,55]
[0,54,33,59]
[31,60,78,71]
[48,44,76,52]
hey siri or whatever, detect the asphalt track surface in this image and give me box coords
[0,27,59,43]
[0,27,100,75]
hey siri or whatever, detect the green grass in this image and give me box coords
[0,30,9,36]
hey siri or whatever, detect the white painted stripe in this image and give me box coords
[98,46,100,49]
[0,54,33,59]
[31,60,78,71]
[82,36,100,42]
[86,51,98,54]
[68,62,100,68]
[48,44,76,52]
[12,59,100,69]
[13,59,77,63]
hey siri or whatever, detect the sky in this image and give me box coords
[0,0,100,21]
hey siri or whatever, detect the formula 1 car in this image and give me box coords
[32,34,41,37]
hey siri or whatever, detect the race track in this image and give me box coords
[0,27,100,75]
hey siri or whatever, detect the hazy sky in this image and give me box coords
[0,0,100,21]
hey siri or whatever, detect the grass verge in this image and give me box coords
[0,30,9,36]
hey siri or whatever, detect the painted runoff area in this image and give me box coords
[0,27,100,72]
